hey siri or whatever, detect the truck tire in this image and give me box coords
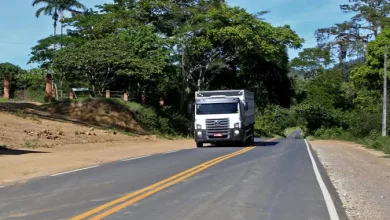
[249,131,255,145]
[196,142,203,148]
[239,138,246,147]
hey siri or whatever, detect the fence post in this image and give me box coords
[69,89,74,100]
[44,74,52,102]
[106,90,110,98]
[159,97,164,107]
[3,73,10,99]
[124,92,129,102]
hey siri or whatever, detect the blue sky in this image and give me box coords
[0,0,350,69]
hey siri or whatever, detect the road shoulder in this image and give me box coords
[0,139,195,186]
[311,140,390,220]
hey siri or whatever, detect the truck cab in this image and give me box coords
[193,90,255,148]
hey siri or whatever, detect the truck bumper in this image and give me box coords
[194,129,245,143]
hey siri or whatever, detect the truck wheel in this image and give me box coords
[249,129,255,145]
[240,138,246,147]
[196,142,203,148]
[248,135,254,145]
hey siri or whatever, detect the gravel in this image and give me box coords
[312,140,390,220]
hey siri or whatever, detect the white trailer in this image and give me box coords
[193,90,255,148]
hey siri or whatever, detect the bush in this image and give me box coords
[314,127,354,140]
[120,100,192,136]
[346,110,382,137]
[254,105,303,137]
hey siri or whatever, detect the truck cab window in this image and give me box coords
[196,103,238,115]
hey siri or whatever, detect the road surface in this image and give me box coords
[0,136,346,220]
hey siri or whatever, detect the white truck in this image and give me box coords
[193,90,255,148]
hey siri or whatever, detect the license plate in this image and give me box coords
[214,133,222,137]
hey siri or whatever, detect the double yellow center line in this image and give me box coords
[71,143,269,219]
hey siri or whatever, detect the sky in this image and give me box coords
[0,0,351,69]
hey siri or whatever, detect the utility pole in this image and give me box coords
[383,45,388,136]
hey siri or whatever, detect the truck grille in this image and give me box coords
[206,118,229,137]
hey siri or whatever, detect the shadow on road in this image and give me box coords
[255,141,279,147]
[0,145,49,156]
[200,140,280,148]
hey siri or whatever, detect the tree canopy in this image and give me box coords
[29,0,303,108]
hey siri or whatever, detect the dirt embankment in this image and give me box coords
[312,140,390,220]
[0,101,195,185]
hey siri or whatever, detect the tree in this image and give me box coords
[315,21,366,63]
[290,47,333,78]
[28,35,80,69]
[53,27,169,94]
[0,63,26,99]
[351,26,390,91]
[58,0,87,35]
[340,0,390,38]
[33,0,86,35]
[176,5,302,107]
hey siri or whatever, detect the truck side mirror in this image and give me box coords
[244,102,249,111]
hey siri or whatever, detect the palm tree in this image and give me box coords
[32,0,86,35]
[58,0,86,35]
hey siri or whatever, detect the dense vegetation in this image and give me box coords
[2,0,390,153]
[284,0,390,154]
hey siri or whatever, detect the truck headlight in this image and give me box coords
[197,124,202,130]
[197,131,202,136]
[234,123,240,128]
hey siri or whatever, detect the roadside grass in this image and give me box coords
[11,109,41,123]
[0,97,7,103]
[313,127,390,155]
[23,139,52,149]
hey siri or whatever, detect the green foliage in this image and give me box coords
[314,127,354,140]
[254,105,304,137]
[351,27,390,90]
[116,100,193,136]
[0,63,27,98]
[29,0,303,110]
[340,0,390,38]
[32,0,86,35]
[290,46,333,78]
[15,68,45,90]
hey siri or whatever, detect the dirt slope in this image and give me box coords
[0,102,195,185]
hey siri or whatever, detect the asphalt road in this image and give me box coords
[0,136,346,220]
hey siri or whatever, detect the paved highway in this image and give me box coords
[0,135,347,220]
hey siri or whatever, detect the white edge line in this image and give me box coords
[162,150,180,154]
[0,185,4,188]
[121,155,151,162]
[50,165,100,177]
[305,139,340,220]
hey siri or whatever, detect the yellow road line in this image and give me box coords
[70,147,254,220]
[89,147,255,220]
[71,138,278,220]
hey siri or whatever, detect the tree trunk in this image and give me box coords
[180,46,185,112]
[60,10,64,36]
[45,74,53,102]
[3,73,10,99]
[53,19,57,35]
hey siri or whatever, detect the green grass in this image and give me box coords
[312,127,390,155]
[11,109,41,123]
[0,97,7,103]
[23,139,51,149]
[13,109,28,118]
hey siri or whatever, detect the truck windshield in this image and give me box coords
[196,103,238,115]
